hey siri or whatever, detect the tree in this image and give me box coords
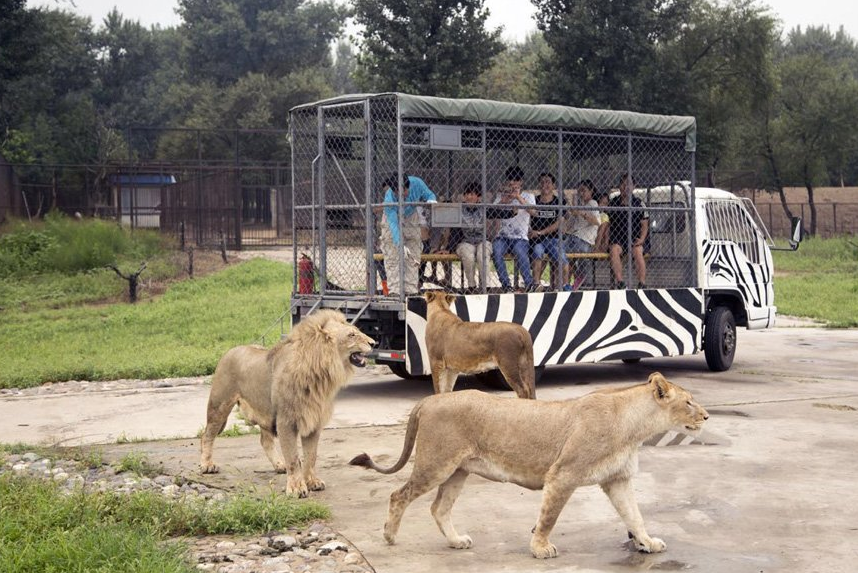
[353,0,504,97]
[532,0,693,109]
[759,51,858,234]
[471,32,550,103]
[643,0,779,185]
[331,40,358,95]
[2,8,98,164]
[177,0,348,86]
[0,0,43,128]
[157,70,333,162]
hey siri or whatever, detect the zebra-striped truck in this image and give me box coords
[288,93,800,385]
[390,184,801,384]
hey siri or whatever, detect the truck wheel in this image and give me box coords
[622,358,641,364]
[476,366,544,391]
[704,306,736,372]
[385,361,429,381]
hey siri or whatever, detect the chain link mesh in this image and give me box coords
[290,95,696,299]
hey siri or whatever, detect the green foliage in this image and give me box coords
[354,0,504,97]
[0,258,291,388]
[0,214,168,279]
[115,451,163,477]
[0,475,328,572]
[533,0,693,109]
[471,32,550,103]
[177,0,348,86]
[773,237,858,327]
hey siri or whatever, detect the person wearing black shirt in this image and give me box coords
[608,173,649,289]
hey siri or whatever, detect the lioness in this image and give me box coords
[200,309,375,497]
[350,372,708,558]
[424,291,535,399]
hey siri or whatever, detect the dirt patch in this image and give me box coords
[88,249,234,306]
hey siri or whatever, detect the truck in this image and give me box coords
[288,93,799,385]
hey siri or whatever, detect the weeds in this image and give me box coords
[114,451,163,477]
[0,474,329,573]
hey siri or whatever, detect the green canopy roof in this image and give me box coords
[291,93,697,151]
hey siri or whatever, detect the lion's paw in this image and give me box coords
[200,463,219,474]
[274,464,287,474]
[306,477,326,491]
[636,536,667,553]
[286,476,309,498]
[447,535,473,550]
[530,540,558,559]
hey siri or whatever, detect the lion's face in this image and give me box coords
[650,372,709,434]
[327,321,376,368]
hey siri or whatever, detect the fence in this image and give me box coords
[290,93,697,298]
[0,128,293,248]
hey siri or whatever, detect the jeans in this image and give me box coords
[492,236,533,288]
[531,237,566,263]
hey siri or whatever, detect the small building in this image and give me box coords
[110,173,176,228]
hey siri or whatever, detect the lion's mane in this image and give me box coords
[268,309,353,436]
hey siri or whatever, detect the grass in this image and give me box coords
[0,258,291,388]
[772,236,858,327]
[115,451,163,477]
[0,214,179,310]
[0,473,329,573]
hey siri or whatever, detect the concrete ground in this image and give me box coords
[3,321,858,572]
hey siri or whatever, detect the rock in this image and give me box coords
[215,541,236,550]
[316,541,348,556]
[269,535,298,551]
[343,553,362,565]
[21,452,39,462]
[161,484,180,496]
[292,547,313,559]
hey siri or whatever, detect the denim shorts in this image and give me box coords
[565,235,593,254]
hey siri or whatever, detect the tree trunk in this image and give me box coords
[762,139,795,223]
[804,182,818,236]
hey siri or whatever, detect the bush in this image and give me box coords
[0,227,56,277]
[0,213,170,277]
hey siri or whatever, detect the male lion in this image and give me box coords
[350,372,708,558]
[200,309,375,497]
[424,291,535,399]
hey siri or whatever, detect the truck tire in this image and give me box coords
[476,366,545,391]
[704,306,736,372]
[385,361,430,381]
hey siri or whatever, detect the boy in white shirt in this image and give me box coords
[491,166,536,292]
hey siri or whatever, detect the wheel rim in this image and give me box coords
[723,323,736,355]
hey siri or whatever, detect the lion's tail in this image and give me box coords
[349,399,423,475]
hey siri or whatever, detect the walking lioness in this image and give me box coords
[350,372,708,558]
[424,291,535,399]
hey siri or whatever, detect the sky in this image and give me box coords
[31,0,858,43]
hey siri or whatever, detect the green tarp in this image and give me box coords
[291,93,697,151]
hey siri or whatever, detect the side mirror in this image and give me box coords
[789,216,802,250]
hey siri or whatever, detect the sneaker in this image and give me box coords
[572,275,585,291]
[562,284,573,292]
[614,280,626,290]
[501,285,514,293]
[638,282,647,289]
[525,283,541,293]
